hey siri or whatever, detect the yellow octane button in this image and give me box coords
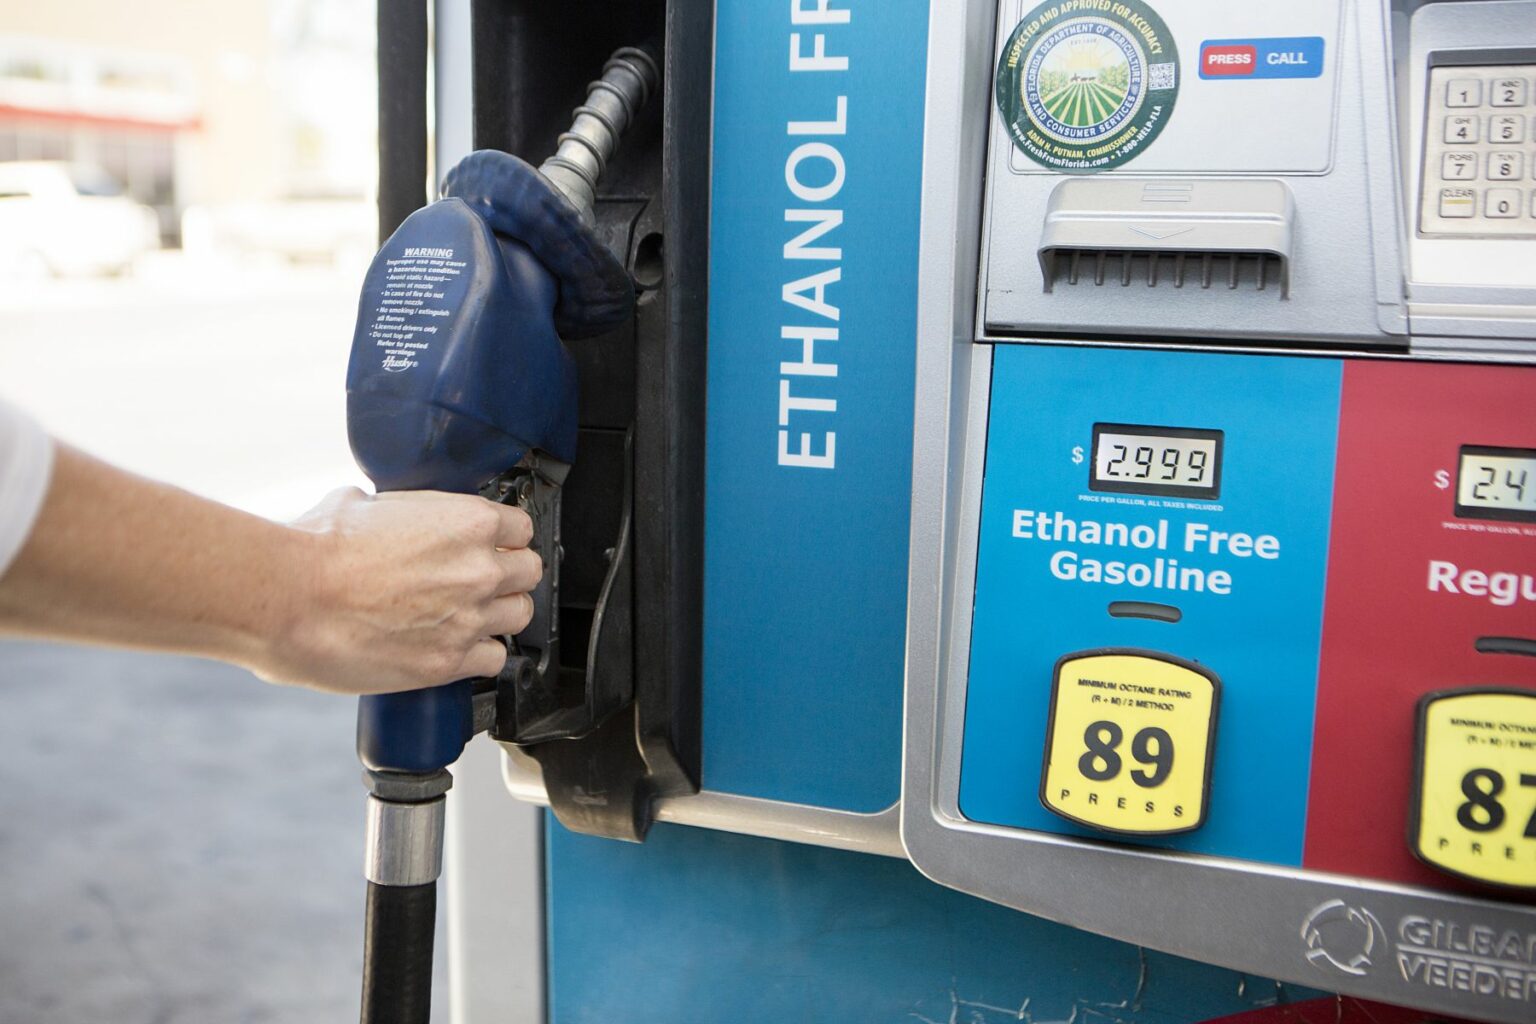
[1412,688,1536,891]
[1041,649,1220,836]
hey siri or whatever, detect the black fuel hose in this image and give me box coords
[360,880,437,1024]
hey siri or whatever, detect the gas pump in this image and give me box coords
[364,1,1536,1022]
[902,1,1536,1022]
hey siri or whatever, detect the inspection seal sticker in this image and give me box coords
[995,0,1180,172]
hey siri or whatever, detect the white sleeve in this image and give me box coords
[0,399,56,578]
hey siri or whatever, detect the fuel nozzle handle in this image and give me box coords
[350,42,658,780]
[348,41,656,1024]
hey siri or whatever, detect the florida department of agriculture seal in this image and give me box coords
[995,0,1180,172]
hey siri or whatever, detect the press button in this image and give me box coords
[1488,152,1525,181]
[1486,188,1521,218]
[1439,188,1477,218]
[1442,152,1478,180]
[1444,115,1479,144]
[1490,78,1528,107]
[1490,115,1526,144]
[1446,79,1483,107]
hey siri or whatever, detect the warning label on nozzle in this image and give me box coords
[368,251,465,373]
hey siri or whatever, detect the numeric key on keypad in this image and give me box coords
[1486,188,1521,218]
[1489,152,1525,181]
[1446,79,1483,107]
[1490,115,1526,144]
[1442,152,1478,180]
[1444,115,1479,144]
[1490,78,1528,107]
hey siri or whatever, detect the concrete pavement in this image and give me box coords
[0,641,432,1023]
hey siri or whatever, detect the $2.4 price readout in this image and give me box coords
[1041,651,1221,836]
[1412,689,1536,891]
[1453,446,1536,521]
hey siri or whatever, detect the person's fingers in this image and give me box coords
[457,637,509,681]
[484,593,536,637]
[493,547,543,595]
[492,503,534,549]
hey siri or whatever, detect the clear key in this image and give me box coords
[1438,187,1477,218]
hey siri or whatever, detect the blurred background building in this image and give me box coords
[0,2,448,1021]
[0,0,375,253]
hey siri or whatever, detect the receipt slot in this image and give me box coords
[902,1,1536,1023]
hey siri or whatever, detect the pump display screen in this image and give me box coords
[1455,445,1536,522]
[1090,424,1223,500]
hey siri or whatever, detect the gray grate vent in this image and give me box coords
[1041,248,1289,296]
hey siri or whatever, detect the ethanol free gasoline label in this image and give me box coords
[995,0,1180,172]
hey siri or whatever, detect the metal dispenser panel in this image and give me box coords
[903,2,1536,1023]
[979,0,1406,347]
[1403,1,1536,351]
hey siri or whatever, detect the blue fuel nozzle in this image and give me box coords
[346,128,647,772]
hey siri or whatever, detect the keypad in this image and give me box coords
[1421,64,1536,238]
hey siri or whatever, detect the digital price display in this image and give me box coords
[1456,445,1536,523]
[1411,688,1536,891]
[1091,424,1223,500]
[1040,649,1220,836]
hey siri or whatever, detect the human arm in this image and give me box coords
[0,425,540,695]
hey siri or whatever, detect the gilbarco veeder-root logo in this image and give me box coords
[1301,899,1536,1005]
[995,0,1180,172]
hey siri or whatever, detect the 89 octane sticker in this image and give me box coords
[1041,648,1220,835]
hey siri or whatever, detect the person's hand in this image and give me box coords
[259,487,542,695]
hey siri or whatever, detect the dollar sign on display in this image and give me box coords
[1072,446,1084,465]
[1434,470,1451,490]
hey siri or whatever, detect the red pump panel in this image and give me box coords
[1305,361,1536,893]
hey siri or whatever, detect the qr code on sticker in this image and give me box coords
[1149,63,1177,90]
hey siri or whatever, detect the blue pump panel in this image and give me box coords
[960,346,1341,865]
[546,819,1333,1023]
[702,0,929,812]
